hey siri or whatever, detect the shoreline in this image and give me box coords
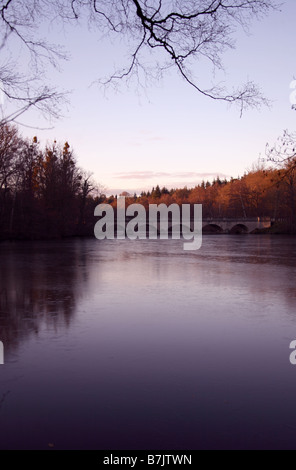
[1,227,295,243]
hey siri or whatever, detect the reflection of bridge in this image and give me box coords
[201,217,271,234]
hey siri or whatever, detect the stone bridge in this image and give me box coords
[201,217,271,234]
[122,216,271,234]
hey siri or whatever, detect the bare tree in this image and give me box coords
[67,0,277,113]
[0,0,66,126]
[0,123,24,190]
[266,131,296,230]
[0,0,278,124]
[266,130,296,167]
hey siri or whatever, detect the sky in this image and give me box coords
[8,0,296,195]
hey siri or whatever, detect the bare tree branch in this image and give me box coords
[0,0,280,123]
[266,130,296,166]
[89,0,278,111]
[0,0,68,126]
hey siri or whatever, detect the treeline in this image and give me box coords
[109,167,296,233]
[1,124,296,240]
[0,124,102,240]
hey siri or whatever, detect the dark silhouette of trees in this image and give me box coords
[2,122,296,240]
[152,185,161,199]
[0,124,99,239]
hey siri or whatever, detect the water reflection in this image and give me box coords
[1,236,296,449]
[0,240,90,354]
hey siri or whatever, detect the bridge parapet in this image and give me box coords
[123,215,271,234]
[202,217,271,233]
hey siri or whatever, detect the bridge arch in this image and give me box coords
[229,224,248,234]
[202,224,223,234]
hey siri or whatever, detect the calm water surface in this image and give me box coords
[1,236,296,449]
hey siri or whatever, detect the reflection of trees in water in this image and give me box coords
[0,240,90,353]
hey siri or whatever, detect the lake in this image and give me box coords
[1,236,296,450]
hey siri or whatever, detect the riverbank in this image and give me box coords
[1,227,296,242]
[253,221,296,235]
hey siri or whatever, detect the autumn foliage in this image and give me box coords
[128,168,295,231]
[1,124,296,240]
[0,125,101,240]
[110,172,296,234]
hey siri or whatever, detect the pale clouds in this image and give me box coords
[107,170,230,195]
[114,171,229,181]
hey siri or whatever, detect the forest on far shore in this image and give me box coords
[0,124,296,241]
